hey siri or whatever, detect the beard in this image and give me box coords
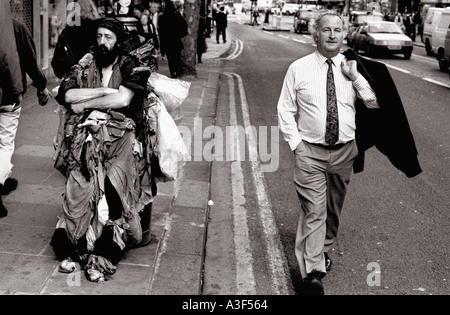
[93,44,120,68]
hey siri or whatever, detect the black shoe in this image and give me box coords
[0,178,18,195]
[324,252,332,271]
[303,270,325,295]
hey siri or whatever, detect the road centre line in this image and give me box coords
[364,57,411,74]
[277,34,290,39]
[423,78,450,88]
[360,56,449,87]
[412,53,437,63]
[383,63,411,73]
[293,38,308,43]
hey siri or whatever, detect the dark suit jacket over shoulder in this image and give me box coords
[343,49,422,178]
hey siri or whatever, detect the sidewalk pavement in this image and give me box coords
[0,35,232,295]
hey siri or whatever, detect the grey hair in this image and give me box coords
[308,12,348,39]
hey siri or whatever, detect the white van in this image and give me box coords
[422,7,447,55]
[282,3,299,15]
[432,9,450,70]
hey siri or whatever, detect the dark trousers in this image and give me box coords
[166,49,182,78]
[206,17,212,36]
[216,27,226,43]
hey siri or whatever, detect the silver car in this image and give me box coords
[352,21,414,60]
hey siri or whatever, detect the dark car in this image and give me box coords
[352,21,414,59]
[293,8,319,34]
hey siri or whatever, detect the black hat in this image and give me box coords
[96,18,128,42]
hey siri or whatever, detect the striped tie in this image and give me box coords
[325,59,339,145]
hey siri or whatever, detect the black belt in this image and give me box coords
[306,141,349,150]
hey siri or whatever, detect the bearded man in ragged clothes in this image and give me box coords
[50,18,156,282]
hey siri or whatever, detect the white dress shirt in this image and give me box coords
[151,12,159,35]
[277,51,379,151]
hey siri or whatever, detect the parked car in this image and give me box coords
[293,8,319,33]
[422,7,450,56]
[433,9,450,71]
[352,21,414,59]
[346,10,384,47]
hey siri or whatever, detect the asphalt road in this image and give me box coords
[215,13,450,295]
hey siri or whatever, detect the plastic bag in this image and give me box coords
[153,100,191,181]
[148,72,191,123]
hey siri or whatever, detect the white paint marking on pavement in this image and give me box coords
[263,31,273,35]
[423,77,450,88]
[225,73,257,295]
[231,72,290,295]
[278,34,290,39]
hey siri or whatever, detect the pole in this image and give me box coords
[40,0,50,74]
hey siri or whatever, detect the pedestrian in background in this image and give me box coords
[0,16,50,218]
[134,4,145,19]
[197,16,208,63]
[413,11,422,42]
[215,6,228,44]
[394,12,405,32]
[149,2,162,58]
[50,5,63,47]
[277,12,379,295]
[403,12,414,40]
[252,7,260,26]
[158,0,188,78]
[136,13,160,51]
[206,4,213,38]
[211,0,219,33]
[51,0,101,78]
[264,5,270,24]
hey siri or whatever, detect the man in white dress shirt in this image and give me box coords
[277,12,379,294]
[149,2,160,55]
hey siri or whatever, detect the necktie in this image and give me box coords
[325,59,339,145]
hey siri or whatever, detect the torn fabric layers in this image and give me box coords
[54,108,154,252]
